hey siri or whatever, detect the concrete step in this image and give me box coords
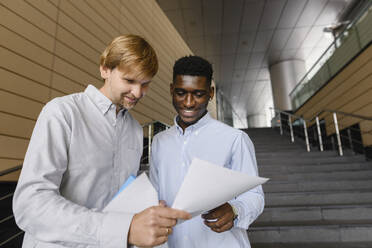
[255,148,307,153]
[248,224,372,248]
[263,169,372,181]
[258,155,366,165]
[263,179,372,193]
[255,151,342,158]
[245,128,372,247]
[259,162,372,174]
[254,205,372,227]
[266,190,372,207]
[254,144,302,149]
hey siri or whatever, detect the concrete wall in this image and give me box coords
[0,0,217,179]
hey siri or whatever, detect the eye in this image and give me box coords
[175,90,186,96]
[123,78,135,84]
[141,82,150,88]
[194,91,206,98]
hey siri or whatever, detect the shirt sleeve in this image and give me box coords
[12,100,133,248]
[227,131,265,230]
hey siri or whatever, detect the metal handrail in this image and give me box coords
[0,231,24,247]
[0,165,22,177]
[141,120,171,128]
[270,107,310,151]
[141,121,171,165]
[272,106,372,156]
[311,109,372,122]
[0,193,13,202]
[289,1,372,107]
[271,107,372,123]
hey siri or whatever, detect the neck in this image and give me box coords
[99,86,121,116]
[177,111,208,132]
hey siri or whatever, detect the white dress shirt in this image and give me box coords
[150,113,264,248]
[13,85,143,248]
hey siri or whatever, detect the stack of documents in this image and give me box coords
[104,158,268,218]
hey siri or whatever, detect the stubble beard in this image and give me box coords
[120,95,139,110]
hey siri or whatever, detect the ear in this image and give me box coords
[170,83,175,96]
[209,86,215,101]
[100,65,110,79]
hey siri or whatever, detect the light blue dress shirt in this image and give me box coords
[13,85,143,248]
[150,113,264,248]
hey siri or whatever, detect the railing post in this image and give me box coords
[316,116,324,151]
[303,119,310,152]
[288,115,294,143]
[279,113,283,135]
[333,112,343,156]
[148,123,153,161]
[347,128,354,153]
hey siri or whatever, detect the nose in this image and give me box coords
[184,93,195,108]
[131,84,142,99]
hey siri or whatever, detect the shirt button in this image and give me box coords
[184,141,187,144]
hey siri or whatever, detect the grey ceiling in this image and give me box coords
[157,0,353,126]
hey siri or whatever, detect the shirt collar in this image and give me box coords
[85,85,120,116]
[174,112,211,134]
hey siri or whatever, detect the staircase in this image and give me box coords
[0,182,23,247]
[245,128,372,248]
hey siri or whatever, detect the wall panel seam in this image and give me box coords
[0,110,37,122]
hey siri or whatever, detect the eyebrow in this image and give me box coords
[123,77,151,84]
[174,88,206,91]
[174,88,207,94]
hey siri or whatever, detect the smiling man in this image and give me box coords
[13,35,190,248]
[149,55,265,248]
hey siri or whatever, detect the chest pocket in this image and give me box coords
[119,147,142,180]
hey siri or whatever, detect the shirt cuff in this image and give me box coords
[100,212,134,248]
[228,200,252,230]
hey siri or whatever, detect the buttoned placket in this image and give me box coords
[112,109,126,194]
[180,128,192,169]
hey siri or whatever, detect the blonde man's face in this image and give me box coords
[100,66,152,110]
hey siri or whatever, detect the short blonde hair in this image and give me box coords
[100,35,158,79]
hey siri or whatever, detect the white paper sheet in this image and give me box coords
[171,158,269,218]
[103,173,158,213]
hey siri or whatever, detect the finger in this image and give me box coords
[202,211,217,220]
[151,226,172,238]
[163,227,173,236]
[156,206,191,220]
[152,235,168,246]
[153,215,177,228]
[159,200,167,207]
[211,220,234,233]
[202,208,225,220]
[206,211,234,229]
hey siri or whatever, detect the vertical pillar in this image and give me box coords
[248,114,267,128]
[269,60,306,111]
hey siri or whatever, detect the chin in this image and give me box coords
[180,116,198,125]
[122,101,137,110]
[123,104,135,110]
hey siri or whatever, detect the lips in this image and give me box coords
[124,96,137,103]
[180,109,198,117]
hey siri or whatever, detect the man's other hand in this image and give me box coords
[128,204,191,247]
[201,203,235,233]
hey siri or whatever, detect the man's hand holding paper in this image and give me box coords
[171,158,268,220]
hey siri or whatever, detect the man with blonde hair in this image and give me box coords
[13,35,190,248]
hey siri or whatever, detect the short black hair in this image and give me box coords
[173,55,213,85]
